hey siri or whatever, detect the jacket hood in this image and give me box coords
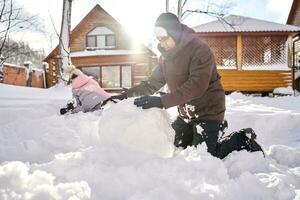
[71,74,91,89]
[158,24,197,59]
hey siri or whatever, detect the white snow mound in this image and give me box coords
[99,98,175,157]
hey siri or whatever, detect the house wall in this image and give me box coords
[44,48,61,87]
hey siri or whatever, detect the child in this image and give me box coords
[60,65,111,115]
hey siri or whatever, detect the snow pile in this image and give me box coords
[269,145,300,167]
[0,84,299,199]
[0,161,90,200]
[99,98,175,157]
[273,86,294,95]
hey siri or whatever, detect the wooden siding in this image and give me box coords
[287,0,300,25]
[218,70,292,92]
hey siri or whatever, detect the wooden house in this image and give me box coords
[193,15,300,93]
[44,4,157,92]
[287,0,300,91]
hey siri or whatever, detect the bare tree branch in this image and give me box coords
[0,0,42,63]
[181,0,188,10]
[0,0,13,55]
[0,0,6,22]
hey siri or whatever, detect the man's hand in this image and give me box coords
[134,96,163,109]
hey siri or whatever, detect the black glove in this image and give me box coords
[111,88,130,101]
[134,96,163,109]
[102,97,117,106]
[60,108,69,115]
[111,92,128,101]
[67,102,75,110]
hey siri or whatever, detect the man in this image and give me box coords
[111,12,226,157]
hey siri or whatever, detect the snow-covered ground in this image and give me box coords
[0,83,299,200]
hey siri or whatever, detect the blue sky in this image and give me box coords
[15,0,293,53]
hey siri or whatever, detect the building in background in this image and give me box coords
[194,15,300,94]
[287,0,300,92]
[44,4,156,92]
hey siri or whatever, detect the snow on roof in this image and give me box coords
[3,63,26,69]
[70,49,145,57]
[24,61,33,65]
[193,15,300,33]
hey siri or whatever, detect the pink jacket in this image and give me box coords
[72,73,110,98]
[71,73,110,113]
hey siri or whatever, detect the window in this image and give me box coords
[107,35,115,47]
[122,66,132,88]
[78,65,132,89]
[86,26,116,49]
[80,66,100,82]
[87,37,96,47]
[102,66,120,88]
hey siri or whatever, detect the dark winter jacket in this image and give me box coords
[128,24,225,121]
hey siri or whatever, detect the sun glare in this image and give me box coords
[111,0,164,49]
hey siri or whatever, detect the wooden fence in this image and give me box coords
[2,64,45,88]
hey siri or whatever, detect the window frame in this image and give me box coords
[86,27,116,49]
[78,65,133,90]
[99,65,133,89]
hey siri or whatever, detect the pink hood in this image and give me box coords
[71,73,110,98]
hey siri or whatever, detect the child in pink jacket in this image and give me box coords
[60,65,111,114]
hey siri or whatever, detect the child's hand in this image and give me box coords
[67,102,75,110]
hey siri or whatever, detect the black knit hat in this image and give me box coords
[155,13,182,44]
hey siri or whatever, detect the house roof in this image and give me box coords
[193,15,300,33]
[44,4,155,61]
[287,0,299,24]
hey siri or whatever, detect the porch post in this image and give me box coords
[287,33,293,69]
[237,35,243,70]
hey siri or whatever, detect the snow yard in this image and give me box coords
[0,83,299,200]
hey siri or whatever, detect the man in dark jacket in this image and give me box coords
[111,13,226,157]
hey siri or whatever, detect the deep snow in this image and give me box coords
[0,83,299,200]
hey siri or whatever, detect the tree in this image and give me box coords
[58,0,72,82]
[167,0,233,22]
[0,0,41,65]
[2,39,45,67]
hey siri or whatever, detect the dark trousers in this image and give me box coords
[172,117,225,157]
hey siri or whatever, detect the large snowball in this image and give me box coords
[98,98,175,157]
